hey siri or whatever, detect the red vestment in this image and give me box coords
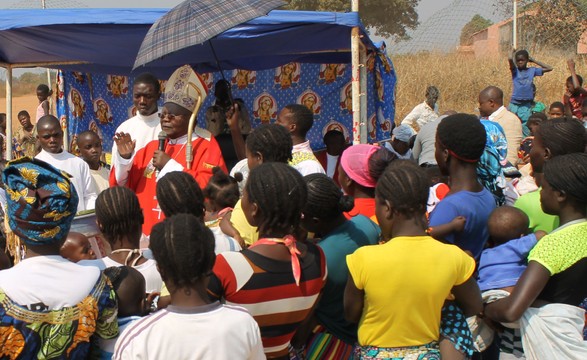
[122,131,226,235]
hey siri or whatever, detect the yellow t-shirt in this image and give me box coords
[230,199,258,246]
[346,236,475,348]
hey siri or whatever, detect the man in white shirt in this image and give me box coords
[276,104,325,176]
[401,85,440,132]
[35,115,97,212]
[479,86,523,165]
[110,72,162,186]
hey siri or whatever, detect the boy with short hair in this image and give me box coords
[77,130,110,193]
[548,101,565,118]
[508,49,552,137]
[563,59,587,119]
[35,115,97,212]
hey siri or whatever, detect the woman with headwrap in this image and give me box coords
[0,158,118,358]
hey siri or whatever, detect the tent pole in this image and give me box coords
[351,0,361,144]
[359,42,367,144]
[5,65,13,161]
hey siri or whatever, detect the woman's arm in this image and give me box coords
[484,260,550,323]
[452,276,483,317]
[344,272,364,324]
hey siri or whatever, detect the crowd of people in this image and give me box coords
[0,49,585,360]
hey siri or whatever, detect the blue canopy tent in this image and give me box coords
[0,8,375,76]
[0,8,395,158]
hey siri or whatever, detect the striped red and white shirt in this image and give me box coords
[208,243,327,358]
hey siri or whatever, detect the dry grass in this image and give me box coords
[390,52,586,122]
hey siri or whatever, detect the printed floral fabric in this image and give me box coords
[0,274,117,359]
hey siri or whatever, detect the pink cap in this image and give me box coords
[340,144,379,188]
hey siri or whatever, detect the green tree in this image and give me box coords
[460,15,493,46]
[285,0,420,40]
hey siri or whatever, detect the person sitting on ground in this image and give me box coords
[77,130,110,194]
[344,160,482,360]
[35,115,97,213]
[479,86,523,166]
[79,186,163,294]
[338,144,397,222]
[401,85,440,132]
[548,101,565,118]
[276,104,325,176]
[202,167,243,252]
[507,49,552,137]
[0,158,118,357]
[293,173,380,359]
[385,124,415,160]
[208,163,327,359]
[429,113,496,260]
[36,84,52,122]
[314,130,347,186]
[224,124,293,246]
[13,110,38,159]
[99,266,148,359]
[485,153,587,358]
[60,231,96,263]
[563,59,587,119]
[114,214,265,359]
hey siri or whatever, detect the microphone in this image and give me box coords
[158,131,167,152]
[155,131,167,177]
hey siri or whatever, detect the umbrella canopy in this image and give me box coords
[134,0,285,69]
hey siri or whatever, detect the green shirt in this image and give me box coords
[514,189,559,233]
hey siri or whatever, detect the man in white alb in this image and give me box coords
[110,73,162,186]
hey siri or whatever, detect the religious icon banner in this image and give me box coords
[57,52,396,156]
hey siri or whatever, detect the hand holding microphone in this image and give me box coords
[153,131,169,173]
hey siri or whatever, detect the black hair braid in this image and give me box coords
[368,146,398,182]
[245,162,307,235]
[538,117,586,157]
[96,187,144,243]
[544,153,587,204]
[437,113,486,162]
[245,124,293,163]
[150,214,216,288]
[156,171,205,218]
[203,167,241,209]
[303,173,353,220]
[375,160,430,219]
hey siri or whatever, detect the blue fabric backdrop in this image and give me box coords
[57,54,395,156]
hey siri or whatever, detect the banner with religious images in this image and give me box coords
[57,52,396,157]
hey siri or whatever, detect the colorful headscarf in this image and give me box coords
[2,157,79,247]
